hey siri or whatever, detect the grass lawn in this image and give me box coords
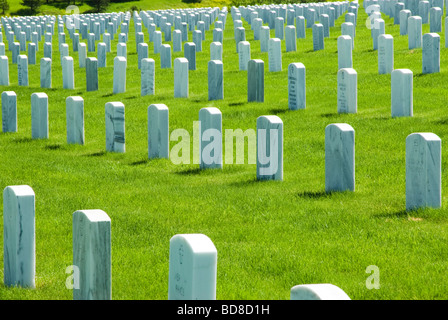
[0,2,448,300]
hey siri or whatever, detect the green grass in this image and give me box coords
[1,3,448,300]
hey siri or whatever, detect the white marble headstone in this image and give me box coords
[256,115,283,181]
[148,104,169,159]
[3,185,35,288]
[391,69,413,117]
[31,92,49,139]
[168,234,217,300]
[406,133,441,211]
[73,209,111,300]
[66,96,85,145]
[105,101,125,153]
[325,123,355,192]
[288,63,306,110]
[337,68,357,114]
[199,107,222,169]
[291,284,351,300]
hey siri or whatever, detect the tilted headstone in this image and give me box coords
[199,107,222,169]
[31,92,49,139]
[337,68,357,114]
[288,62,306,110]
[148,104,169,159]
[105,101,125,152]
[141,58,155,96]
[248,59,264,103]
[391,69,413,117]
[73,210,111,300]
[66,96,84,145]
[256,115,283,181]
[406,133,441,211]
[291,284,351,300]
[325,123,355,192]
[174,57,189,98]
[168,234,217,300]
[2,91,17,132]
[3,185,35,288]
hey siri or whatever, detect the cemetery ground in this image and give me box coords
[1,4,448,300]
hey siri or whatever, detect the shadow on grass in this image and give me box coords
[373,209,409,219]
[45,144,62,150]
[102,93,114,98]
[125,95,138,100]
[296,190,332,199]
[321,113,337,118]
[230,177,266,187]
[175,167,203,175]
[85,151,106,157]
[269,108,290,114]
[229,102,245,107]
[11,137,33,143]
[129,159,148,166]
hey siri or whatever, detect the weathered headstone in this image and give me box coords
[17,55,28,86]
[174,57,189,98]
[184,42,196,71]
[256,115,283,181]
[406,133,441,211]
[288,63,306,110]
[422,33,440,74]
[73,210,111,300]
[2,91,17,132]
[337,68,357,114]
[429,7,442,32]
[141,58,155,96]
[3,185,35,288]
[40,57,52,88]
[199,107,222,169]
[66,96,85,145]
[248,59,264,103]
[147,104,169,159]
[168,234,217,300]
[86,57,98,92]
[97,42,107,68]
[28,43,36,65]
[208,60,224,101]
[325,123,355,192]
[31,92,49,139]
[105,101,125,152]
[391,69,413,117]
